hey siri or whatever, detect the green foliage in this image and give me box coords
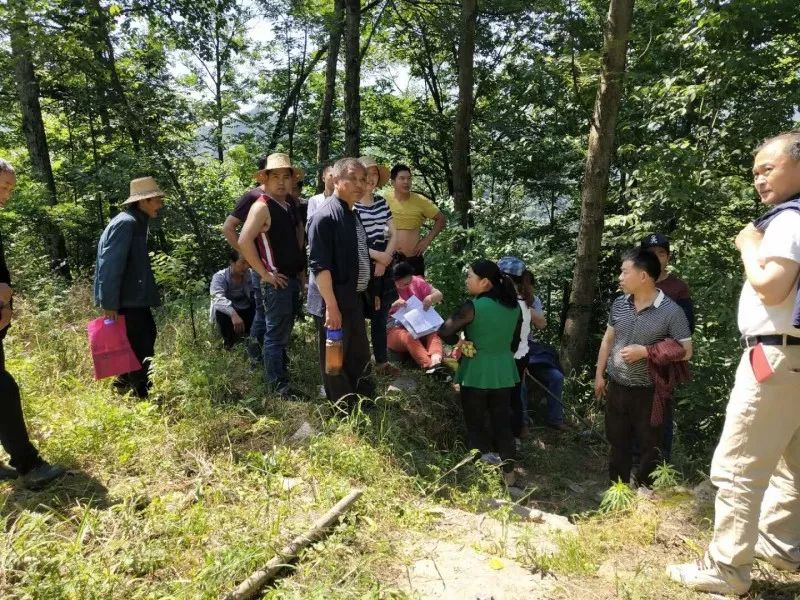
[599,480,637,513]
[650,461,681,491]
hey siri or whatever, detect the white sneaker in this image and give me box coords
[754,538,800,572]
[666,557,750,596]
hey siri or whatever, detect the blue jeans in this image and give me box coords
[528,363,564,426]
[261,276,300,391]
[247,271,266,364]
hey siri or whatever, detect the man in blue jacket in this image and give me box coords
[95,177,164,398]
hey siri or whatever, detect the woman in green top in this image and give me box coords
[439,259,522,486]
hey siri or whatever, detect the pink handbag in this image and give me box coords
[87,316,141,380]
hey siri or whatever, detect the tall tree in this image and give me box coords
[343,0,361,156]
[560,0,635,374]
[316,0,345,191]
[451,0,478,229]
[9,0,71,278]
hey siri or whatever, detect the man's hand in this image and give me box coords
[374,262,386,277]
[594,375,607,399]
[735,223,764,251]
[392,298,406,310]
[264,271,288,289]
[325,302,342,330]
[620,344,648,364]
[0,283,12,304]
[422,296,433,310]
[413,236,432,257]
[373,251,393,266]
[104,309,118,321]
[231,311,245,334]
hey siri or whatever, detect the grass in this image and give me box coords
[0,284,505,598]
[2,283,800,599]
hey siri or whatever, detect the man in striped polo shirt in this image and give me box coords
[594,248,692,488]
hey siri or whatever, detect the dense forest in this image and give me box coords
[1,0,799,463]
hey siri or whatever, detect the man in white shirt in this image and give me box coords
[306,162,335,223]
[669,130,800,595]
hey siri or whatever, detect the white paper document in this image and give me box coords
[393,295,444,340]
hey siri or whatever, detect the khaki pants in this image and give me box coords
[708,344,800,587]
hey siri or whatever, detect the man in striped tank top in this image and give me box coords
[239,153,306,398]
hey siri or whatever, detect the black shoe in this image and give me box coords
[0,461,18,481]
[21,462,67,490]
[277,385,308,401]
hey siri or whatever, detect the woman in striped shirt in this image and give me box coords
[356,156,400,377]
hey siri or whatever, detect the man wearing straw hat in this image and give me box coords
[95,176,164,399]
[223,155,304,366]
[0,159,66,489]
[238,153,306,398]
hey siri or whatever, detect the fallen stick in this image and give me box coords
[223,488,363,600]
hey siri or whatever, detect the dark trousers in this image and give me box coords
[369,303,389,364]
[116,307,157,398]
[510,358,527,437]
[262,277,300,392]
[605,380,663,487]
[315,303,375,408]
[247,270,266,364]
[461,386,516,473]
[0,340,43,474]
[528,363,565,426]
[395,252,425,277]
[215,305,255,348]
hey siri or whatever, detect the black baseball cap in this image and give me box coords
[641,233,670,253]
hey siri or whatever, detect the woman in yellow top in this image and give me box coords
[385,164,446,277]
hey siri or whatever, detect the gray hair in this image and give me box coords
[0,159,15,175]
[754,130,800,161]
[332,157,366,180]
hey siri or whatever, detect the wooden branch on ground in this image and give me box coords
[222,489,364,600]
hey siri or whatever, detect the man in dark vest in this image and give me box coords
[238,153,306,398]
[0,158,66,489]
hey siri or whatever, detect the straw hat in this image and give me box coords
[123,176,165,205]
[255,153,305,182]
[359,156,390,188]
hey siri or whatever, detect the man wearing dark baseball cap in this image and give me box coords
[640,233,694,332]
[640,232,694,462]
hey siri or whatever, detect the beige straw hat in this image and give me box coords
[123,176,165,205]
[255,153,305,182]
[359,156,390,188]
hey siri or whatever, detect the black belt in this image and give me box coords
[740,335,800,349]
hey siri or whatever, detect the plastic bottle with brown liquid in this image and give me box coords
[325,328,344,375]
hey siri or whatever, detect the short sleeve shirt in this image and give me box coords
[607,291,692,386]
[354,195,392,249]
[397,276,432,302]
[230,187,263,222]
[385,190,440,230]
[738,211,800,336]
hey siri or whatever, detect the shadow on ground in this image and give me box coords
[0,469,111,517]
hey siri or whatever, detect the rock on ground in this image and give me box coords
[391,506,556,599]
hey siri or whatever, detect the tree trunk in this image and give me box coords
[316,0,345,192]
[451,0,477,229]
[343,0,361,156]
[9,0,71,278]
[559,0,635,374]
[268,46,328,153]
[215,10,224,162]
